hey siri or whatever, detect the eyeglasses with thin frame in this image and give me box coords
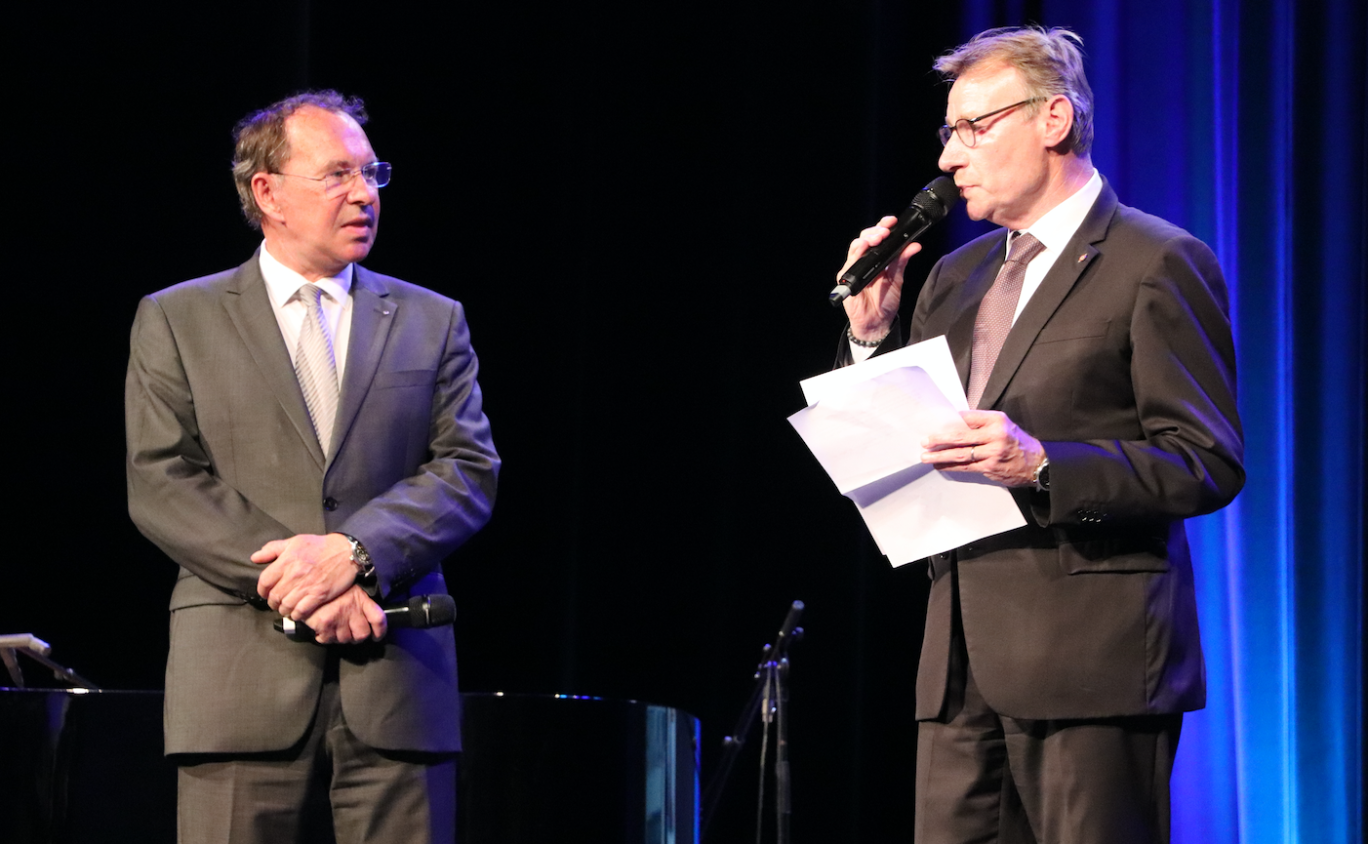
[273,161,392,194]
[937,97,1046,148]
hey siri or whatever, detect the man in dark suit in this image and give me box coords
[126,91,499,843]
[836,27,1243,843]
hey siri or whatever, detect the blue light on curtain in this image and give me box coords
[948,3,1365,841]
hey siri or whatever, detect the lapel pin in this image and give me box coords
[1077,253,1087,263]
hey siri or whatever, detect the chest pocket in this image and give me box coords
[373,369,437,390]
[1033,318,1110,345]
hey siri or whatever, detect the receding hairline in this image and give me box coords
[948,56,1025,83]
[940,61,1036,117]
[944,58,1035,97]
[274,105,370,167]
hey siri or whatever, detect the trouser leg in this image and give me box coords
[324,676,457,844]
[1002,711,1181,844]
[915,660,1035,844]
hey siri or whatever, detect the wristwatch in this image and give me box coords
[1032,456,1051,491]
[340,534,376,582]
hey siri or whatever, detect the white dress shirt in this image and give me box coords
[1006,169,1102,323]
[258,243,354,381]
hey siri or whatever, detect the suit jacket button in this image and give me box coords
[323,497,339,511]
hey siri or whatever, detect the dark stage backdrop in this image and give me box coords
[11,3,961,841]
[8,3,1362,843]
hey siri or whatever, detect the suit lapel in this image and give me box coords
[330,266,396,462]
[974,184,1118,410]
[221,256,326,469]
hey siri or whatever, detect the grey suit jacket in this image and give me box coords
[857,182,1244,721]
[126,255,499,754]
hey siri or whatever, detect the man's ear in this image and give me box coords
[1041,95,1076,152]
[252,172,287,224]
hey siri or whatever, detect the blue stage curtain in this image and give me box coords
[948,3,1365,842]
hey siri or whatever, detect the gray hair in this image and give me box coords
[230,90,369,229]
[933,26,1094,156]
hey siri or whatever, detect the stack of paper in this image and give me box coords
[788,336,1026,566]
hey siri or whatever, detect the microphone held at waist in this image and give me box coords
[829,175,960,307]
[274,594,457,642]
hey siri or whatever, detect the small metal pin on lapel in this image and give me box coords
[1078,253,1088,263]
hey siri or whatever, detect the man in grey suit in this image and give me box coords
[835,28,1243,843]
[126,91,499,843]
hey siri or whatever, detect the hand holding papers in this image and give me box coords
[787,336,1026,566]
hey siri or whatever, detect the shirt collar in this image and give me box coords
[258,242,354,308]
[1014,169,1103,253]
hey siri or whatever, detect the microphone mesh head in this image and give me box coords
[425,594,457,626]
[912,176,960,220]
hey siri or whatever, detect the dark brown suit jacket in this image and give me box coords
[858,182,1244,721]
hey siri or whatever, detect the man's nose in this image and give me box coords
[938,136,967,172]
[347,172,378,204]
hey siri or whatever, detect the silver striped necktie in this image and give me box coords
[294,283,340,453]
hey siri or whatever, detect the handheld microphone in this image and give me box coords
[829,176,960,306]
[274,594,457,642]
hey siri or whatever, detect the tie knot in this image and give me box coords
[1006,232,1045,265]
[297,283,326,309]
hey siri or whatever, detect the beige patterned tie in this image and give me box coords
[294,284,340,453]
[966,232,1046,409]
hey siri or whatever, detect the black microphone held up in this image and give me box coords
[274,593,457,642]
[829,176,960,307]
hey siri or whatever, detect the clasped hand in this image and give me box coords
[253,533,387,644]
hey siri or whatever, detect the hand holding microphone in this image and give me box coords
[830,176,959,304]
[830,176,960,341]
[275,593,457,643]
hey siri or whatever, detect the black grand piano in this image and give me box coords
[2,687,699,844]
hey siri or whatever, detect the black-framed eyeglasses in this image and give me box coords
[937,97,1046,148]
[274,161,392,194]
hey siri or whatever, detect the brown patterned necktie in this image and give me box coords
[966,232,1046,409]
[294,283,340,453]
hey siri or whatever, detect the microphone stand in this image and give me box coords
[701,600,804,844]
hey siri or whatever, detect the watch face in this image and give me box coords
[1034,460,1050,490]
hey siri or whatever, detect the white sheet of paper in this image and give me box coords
[789,336,1027,566]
